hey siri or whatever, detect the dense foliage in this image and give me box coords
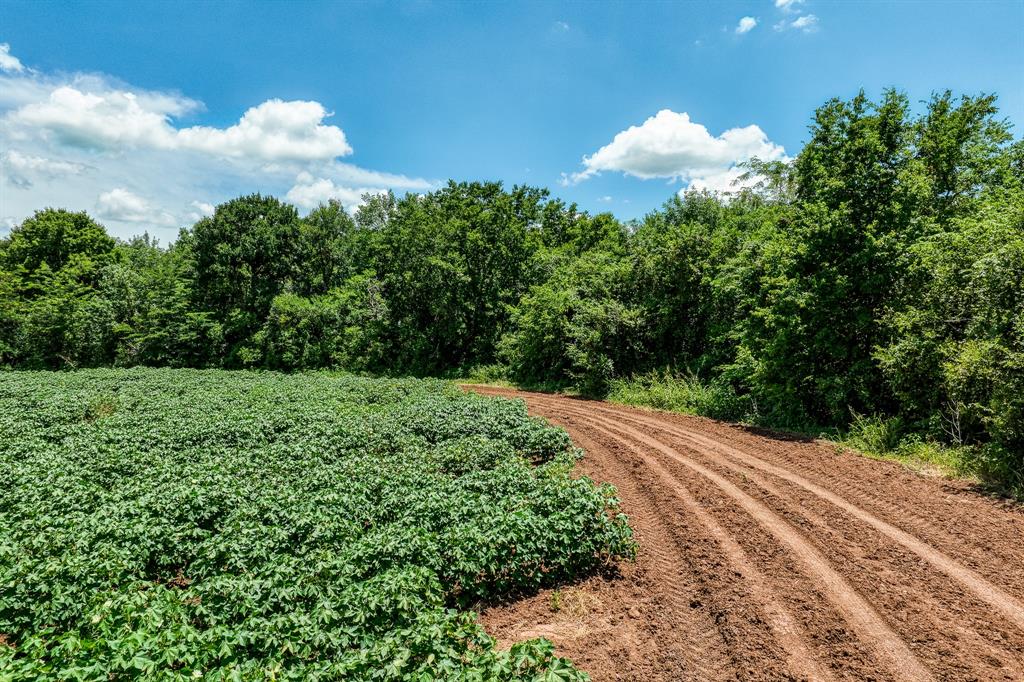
[0,369,634,679]
[1,89,1021,491]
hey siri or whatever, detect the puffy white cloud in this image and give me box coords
[774,0,805,11]
[183,200,216,223]
[175,100,351,161]
[2,150,91,188]
[9,88,350,162]
[683,165,767,196]
[285,172,386,212]
[325,162,433,191]
[96,188,176,226]
[11,86,184,151]
[735,17,758,35]
[191,200,215,216]
[564,109,786,190]
[553,21,570,32]
[0,43,24,73]
[0,45,431,237]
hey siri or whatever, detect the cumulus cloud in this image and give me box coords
[0,43,431,237]
[9,88,350,162]
[96,188,177,226]
[683,166,762,196]
[735,17,758,34]
[2,150,91,188]
[325,162,433,191]
[774,0,804,12]
[11,86,187,151]
[183,200,216,223]
[563,109,786,192]
[0,43,24,73]
[285,172,386,212]
[175,100,351,161]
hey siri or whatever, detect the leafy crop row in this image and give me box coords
[0,369,634,680]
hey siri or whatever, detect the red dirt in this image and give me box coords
[466,386,1024,682]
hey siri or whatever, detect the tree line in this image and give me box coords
[2,89,1022,490]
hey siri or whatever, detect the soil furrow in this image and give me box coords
[595,400,1024,591]
[577,415,934,682]
[579,401,1024,629]
[465,386,1024,680]
[582,421,834,681]
[573,406,1024,680]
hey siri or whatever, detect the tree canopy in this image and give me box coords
[2,89,1021,492]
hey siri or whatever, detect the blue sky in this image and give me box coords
[2,0,1022,238]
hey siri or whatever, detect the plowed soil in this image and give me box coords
[465,386,1024,682]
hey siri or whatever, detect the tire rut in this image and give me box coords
[466,386,1024,680]
[578,414,934,682]
[576,400,1024,632]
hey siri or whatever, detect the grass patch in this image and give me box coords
[604,372,1016,497]
[606,370,752,421]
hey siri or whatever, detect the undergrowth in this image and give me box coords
[602,372,1020,500]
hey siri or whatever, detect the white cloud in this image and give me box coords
[183,200,216,223]
[175,100,352,161]
[597,195,613,203]
[563,109,786,191]
[0,44,431,237]
[96,188,177,226]
[325,161,433,190]
[191,200,215,216]
[774,0,804,12]
[683,166,759,196]
[2,150,91,188]
[735,17,758,35]
[790,14,819,32]
[285,172,386,212]
[775,13,819,32]
[0,43,24,73]
[9,88,350,162]
[11,86,187,151]
[554,21,570,32]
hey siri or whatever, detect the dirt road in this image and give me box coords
[466,386,1024,681]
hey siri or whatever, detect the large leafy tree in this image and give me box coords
[182,194,303,363]
[0,209,116,368]
[2,208,115,280]
[372,182,549,372]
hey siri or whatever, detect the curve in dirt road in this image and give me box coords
[467,385,1024,682]
[582,416,934,682]
[571,399,1024,633]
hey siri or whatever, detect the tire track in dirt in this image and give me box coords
[576,414,934,682]
[535,396,1024,678]
[482,425,741,680]
[562,429,735,681]
[570,406,1023,680]
[467,386,1024,680]
[609,401,1024,593]
[584,424,834,682]
[571,399,1024,633]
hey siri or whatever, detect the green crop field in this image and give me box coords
[0,369,635,680]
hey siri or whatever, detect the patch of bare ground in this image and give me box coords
[468,386,1024,681]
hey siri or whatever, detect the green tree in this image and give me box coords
[183,194,303,364]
